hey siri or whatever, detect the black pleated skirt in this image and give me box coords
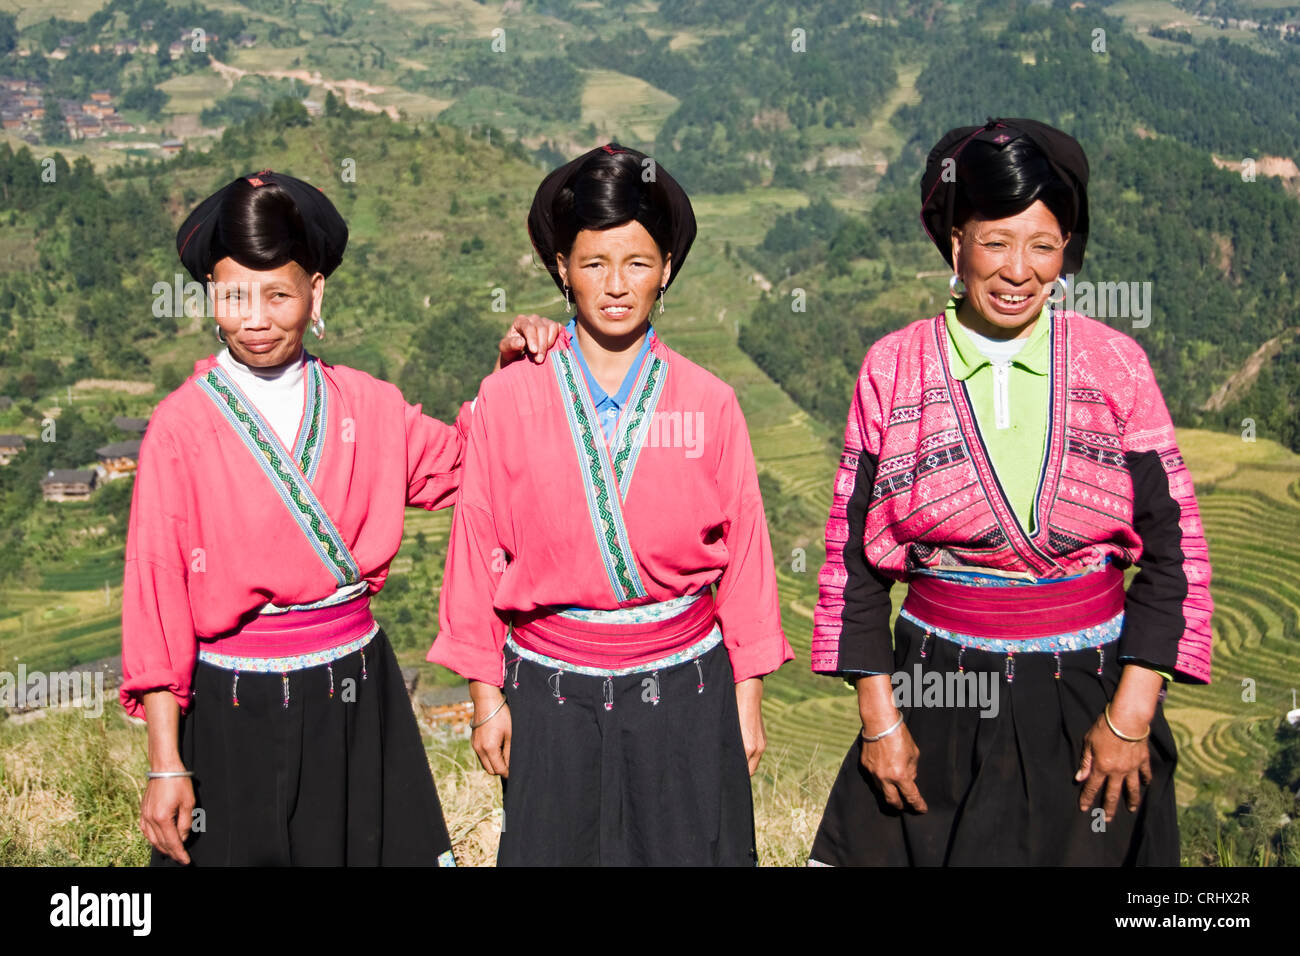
[497,640,757,866]
[809,615,1180,866]
[151,628,454,866]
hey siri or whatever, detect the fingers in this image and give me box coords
[878,780,904,811]
[1124,769,1143,812]
[141,783,193,864]
[473,736,504,776]
[143,791,190,864]
[1074,744,1093,783]
[1101,772,1123,822]
[471,715,511,779]
[139,814,159,857]
[177,789,196,844]
[746,740,765,776]
[471,742,496,776]
[896,778,928,814]
[1077,766,1103,812]
[859,736,926,813]
[519,323,539,359]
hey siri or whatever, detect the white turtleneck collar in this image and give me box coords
[216,347,308,449]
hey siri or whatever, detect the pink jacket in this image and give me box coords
[119,353,471,718]
[812,310,1213,683]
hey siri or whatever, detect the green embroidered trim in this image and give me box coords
[202,370,358,585]
[554,351,643,599]
[296,359,324,476]
[609,355,663,492]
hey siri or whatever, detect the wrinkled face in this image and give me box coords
[555,220,671,342]
[950,199,1069,337]
[209,257,323,367]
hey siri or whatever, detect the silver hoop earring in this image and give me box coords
[311,316,325,340]
[1046,274,1068,308]
[948,273,967,299]
[563,284,572,313]
[658,286,665,315]
[215,325,226,344]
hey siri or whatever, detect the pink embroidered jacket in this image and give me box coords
[429,327,794,686]
[811,310,1214,683]
[119,353,472,719]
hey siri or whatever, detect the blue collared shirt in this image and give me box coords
[566,318,656,442]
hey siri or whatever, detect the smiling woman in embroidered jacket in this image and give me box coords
[120,171,559,866]
[808,119,1213,866]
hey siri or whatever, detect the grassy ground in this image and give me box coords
[579,68,679,148]
[0,701,840,866]
[0,0,105,28]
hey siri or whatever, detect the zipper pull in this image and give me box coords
[993,361,1010,430]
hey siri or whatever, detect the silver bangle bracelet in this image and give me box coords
[861,712,905,743]
[470,698,508,730]
[146,770,194,779]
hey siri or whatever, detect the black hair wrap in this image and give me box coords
[526,143,696,294]
[176,170,348,283]
[920,117,1090,275]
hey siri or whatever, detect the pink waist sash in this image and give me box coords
[902,564,1125,640]
[512,590,717,669]
[203,594,377,658]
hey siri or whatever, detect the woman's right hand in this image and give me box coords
[139,689,194,863]
[858,720,928,813]
[140,775,195,864]
[469,681,512,778]
[856,674,927,813]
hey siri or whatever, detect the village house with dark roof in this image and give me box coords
[112,415,149,434]
[95,439,142,481]
[40,469,96,502]
[0,433,26,466]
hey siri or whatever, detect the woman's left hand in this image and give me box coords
[735,677,767,776]
[1075,664,1164,822]
[496,314,563,371]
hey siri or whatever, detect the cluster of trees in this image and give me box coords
[395,47,586,132]
[0,144,175,394]
[0,13,16,57]
[750,196,883,280]
[568,3,900,192]
[200,78,309,128]
[887,6,1300,190]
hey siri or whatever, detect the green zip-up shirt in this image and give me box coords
[944,296,1051,534]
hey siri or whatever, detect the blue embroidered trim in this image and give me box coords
[197,625,378,673]
[910,558,1108,588]
[506,625,721,678]
[899,607,1123,655]
[553,588,706,623]
[259,581,370,615]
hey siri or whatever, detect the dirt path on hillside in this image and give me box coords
[208,57,400,120]
[1201,326,1300,412]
